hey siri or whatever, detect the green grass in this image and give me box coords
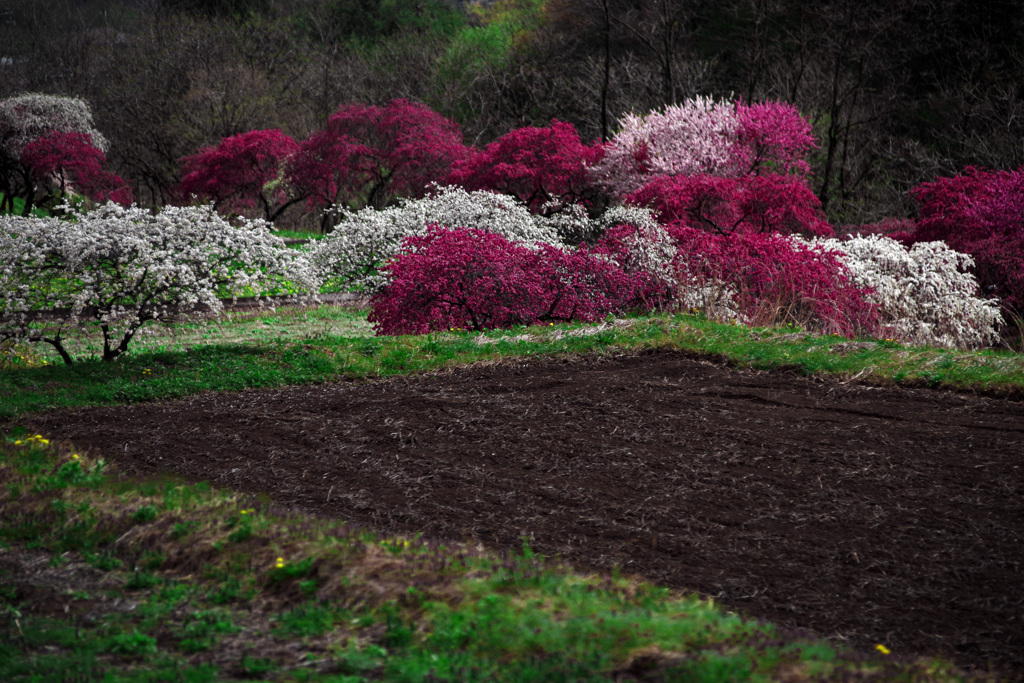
[2,309,1022,420]
[273,228,325,240]
[0,436,967,682]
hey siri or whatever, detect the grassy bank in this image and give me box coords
[2,307,1022,421]
[0,435,965,682]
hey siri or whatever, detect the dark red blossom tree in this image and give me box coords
[287,99,467,221]
[368,226,650,335]
[447,120,607,214]
[177,129,301,221]
[627,174,833,237]
[909,166,1024,314]
[20,131,132,210]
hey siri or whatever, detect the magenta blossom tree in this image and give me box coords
[177,129,302,222]
[368,226,651,335]
[909,166,1024,315]
[20,131,132,209]
[627,174,833,238]
[287,100,468,223]
[447,120,607,215]
[733,101,817,177]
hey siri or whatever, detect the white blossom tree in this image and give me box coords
[0,203,320,364]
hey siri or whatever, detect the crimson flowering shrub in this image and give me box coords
[177,129,301,221]
[909,166,1024,315]
[368,226,650,335]
[286,99,467,220]
[447,120,606,214]
[668,225,879,336]
[20,131,132,207]
[628,174,833,237]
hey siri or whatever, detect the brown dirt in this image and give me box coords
[20,348,1024,678]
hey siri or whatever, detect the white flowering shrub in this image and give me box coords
[309,186,562,292]
[0,203,319,364]
[0,93,108,158]
[813,235,1002,348]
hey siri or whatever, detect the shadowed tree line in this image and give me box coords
[1,0,1021,224]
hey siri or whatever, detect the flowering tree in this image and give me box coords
[177,129,302,222]
[733,101,816,177]
[628,174,833,237]
[368,226,649,335]
[20,132,132,209]
[668,226,878,337]
[286,99,467,222]
[812,235,1001,348]
[908,167,1024,316]
[0,94,113,214]
[0,203,319,364]
[589,96,817,196]
[308,186,562,293]
[589,96,739,196]
[447,120,606,214]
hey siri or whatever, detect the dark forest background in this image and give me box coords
[1,0,1021,225]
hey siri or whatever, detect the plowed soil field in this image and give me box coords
[21,349,1024,678]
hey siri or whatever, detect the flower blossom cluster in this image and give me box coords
[589,97,817,197]
[909,166,1024,314]
[368,226,651,335]
[0,203,319,364]
[590,96,739,196]
[309,186,563,292]
[812,235,1002,348]
[0,93,109,159]
[668,226,879,337]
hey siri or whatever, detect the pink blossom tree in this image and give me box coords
[19,132,132,211]
[177,129,302,222]
[589,96,739,197]
[287,99,467,225]
[447,120,606,215]
[627,174,833,238]
[590,96,817,196]
[909,166,1024,315]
